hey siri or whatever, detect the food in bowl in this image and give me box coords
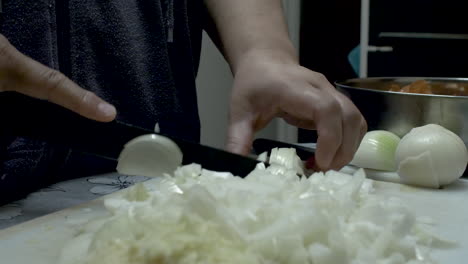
[386,80,468,96]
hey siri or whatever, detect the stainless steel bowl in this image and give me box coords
[336,77,468,146]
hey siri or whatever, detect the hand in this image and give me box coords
[226,50,367,171]
[0,35,116,122]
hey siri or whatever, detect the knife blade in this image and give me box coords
[0,93,261,177]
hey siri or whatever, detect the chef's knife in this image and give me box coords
[0,93,260,177]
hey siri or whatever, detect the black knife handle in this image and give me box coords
[0,92,151,160]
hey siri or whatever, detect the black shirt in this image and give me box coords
[0,0,205,203]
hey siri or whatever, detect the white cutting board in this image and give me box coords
[0,177,467,264]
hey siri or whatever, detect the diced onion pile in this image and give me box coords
[60,149,449,264]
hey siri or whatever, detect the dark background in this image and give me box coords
[299,0,361,142]
[298,0,468,142]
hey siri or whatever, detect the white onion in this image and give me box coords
[395,124,468,188]
[116,134,183,177]
[351,130,401,171]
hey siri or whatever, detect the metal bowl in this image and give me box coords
[336,77,468,146]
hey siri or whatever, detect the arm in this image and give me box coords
[204,1,367,170]
[204,0,296,72]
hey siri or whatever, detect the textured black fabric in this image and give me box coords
[0,0,204,204]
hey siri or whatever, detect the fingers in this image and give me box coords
[283,91,366,171]
[226,118,255,155]
[35,68,117,122]
[278,79,343,170]
[279,112,317,130]
[0,34,116,122]
[313,97,343,170]
[329,92,367,170]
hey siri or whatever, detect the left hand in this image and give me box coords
[226,50,367,171]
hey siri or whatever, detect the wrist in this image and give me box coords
[233,47,298,75]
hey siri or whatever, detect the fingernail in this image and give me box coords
[98,103,117,118]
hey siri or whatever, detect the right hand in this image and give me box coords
[226,50,367,171]
[0,34,116,122]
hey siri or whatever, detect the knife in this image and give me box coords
[0,93,260,177]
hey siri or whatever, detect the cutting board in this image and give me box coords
[0,177,467,264]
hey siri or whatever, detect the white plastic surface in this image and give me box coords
[0,177,467,264]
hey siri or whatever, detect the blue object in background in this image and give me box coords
[348,45,360,76]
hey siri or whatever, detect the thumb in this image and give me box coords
[226,118,254,155]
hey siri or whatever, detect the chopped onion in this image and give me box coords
[350,130,401,171]
[257,151,268,162]
[59,147,452,264]
[395,124,468,188]
[268,147,305,175]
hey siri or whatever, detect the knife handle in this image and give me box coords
[0,92,263,177]
[0,92,153,160]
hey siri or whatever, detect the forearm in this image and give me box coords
[204,0,297,73]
